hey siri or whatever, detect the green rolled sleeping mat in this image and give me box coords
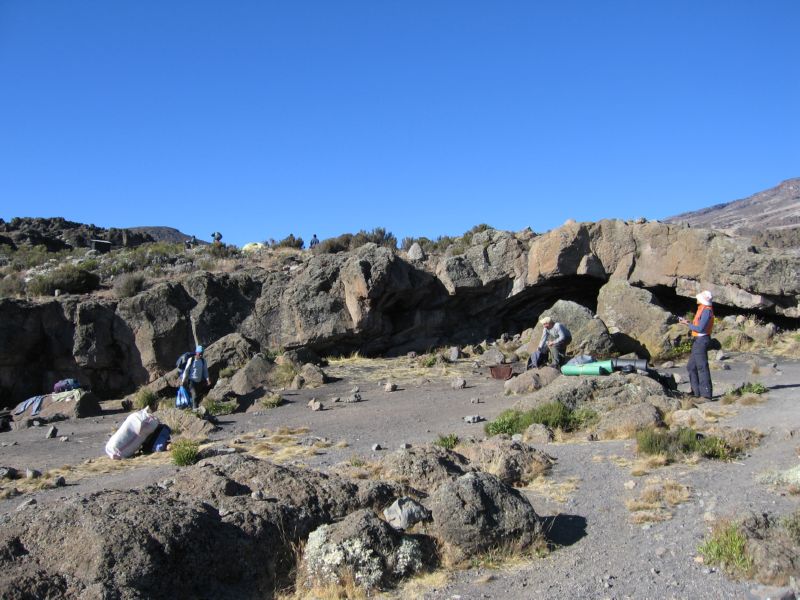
[561,360,613,376]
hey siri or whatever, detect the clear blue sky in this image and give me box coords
[1,1,798,248]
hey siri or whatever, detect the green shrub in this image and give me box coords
[313,227,398,254]
[528,402,574,430]
[204,398,237,416]
[260,393,283,409]
[662,339,693,359]
[485,403,598,437]
[737,381,768,395]
[207,243,240,259]
[273,234,304,249]
[782,509,800,544]
[113,273,147,298]
[171,439,200,466]
[419,354,437,368]
[27,265,100,296]
[434,433,460,450]
[132,388,158,411]
[698,521,753,577]
[218,366,239,379]
[570,407,600,429]
[636,427,737,461]
[485,409,535,436]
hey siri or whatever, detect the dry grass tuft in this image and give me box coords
[737,393,766,406]
[525,476,580,503]
[630,454,669,476]
[391,571,451,599]
[625,478,691,523]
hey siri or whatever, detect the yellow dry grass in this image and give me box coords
[625,478,691,523]
[324,354,475,386]
[630,454,669,476]
[524,475,580,503]
[385,571,451,599]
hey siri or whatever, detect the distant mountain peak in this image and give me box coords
[665,178,800,232]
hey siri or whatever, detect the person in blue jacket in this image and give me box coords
[181,345,212,409]
[679,290,714,399]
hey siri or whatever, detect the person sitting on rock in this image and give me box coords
[181,345,212,410]
[536,316,572,368]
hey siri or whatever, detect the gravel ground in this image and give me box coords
[1,352,798,599]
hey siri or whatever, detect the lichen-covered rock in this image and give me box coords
[299,509,432,590]
[426,471,541,564]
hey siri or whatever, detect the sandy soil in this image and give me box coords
[1,352,799,599]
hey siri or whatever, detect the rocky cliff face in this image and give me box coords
[1,220,798,407]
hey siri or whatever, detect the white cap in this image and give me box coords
[539,316,553,325]
[696,290,713,306]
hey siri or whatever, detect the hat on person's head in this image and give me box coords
[539,316,553,325]
[195,345,204,354]
[696,290,713,306]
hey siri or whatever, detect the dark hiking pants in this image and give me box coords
[687,335,712,399]
[546,342,568,368]
[187,380,207,409]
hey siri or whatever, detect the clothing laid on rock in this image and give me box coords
[686,302,714,399]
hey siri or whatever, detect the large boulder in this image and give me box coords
[0,487,282,600]
[504,367,560,395]
[11,389,102,429]
[456,437,555,485]
[596,280,678,359]
[513,372,681,415]
[527,300,616,357]
[426,472,541,564]
[299,509,432,591]
[379,446,473,494]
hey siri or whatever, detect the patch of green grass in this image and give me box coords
[484,403,597,436]
[260,393,283,409]
[349,455,366,468]
[434,433,460,450]
[419,354,437,368]
[636,427,737,461]
[737,381,768,395]
[662,339,693,359]
[204,398,237,416]
[218,365,239,379]
[171,439,200,466]
[698,521,753,578]
[781,509,800,545]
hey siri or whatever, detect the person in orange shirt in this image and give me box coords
[678,290,714,400]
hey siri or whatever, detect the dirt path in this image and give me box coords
[1,353,798,599]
